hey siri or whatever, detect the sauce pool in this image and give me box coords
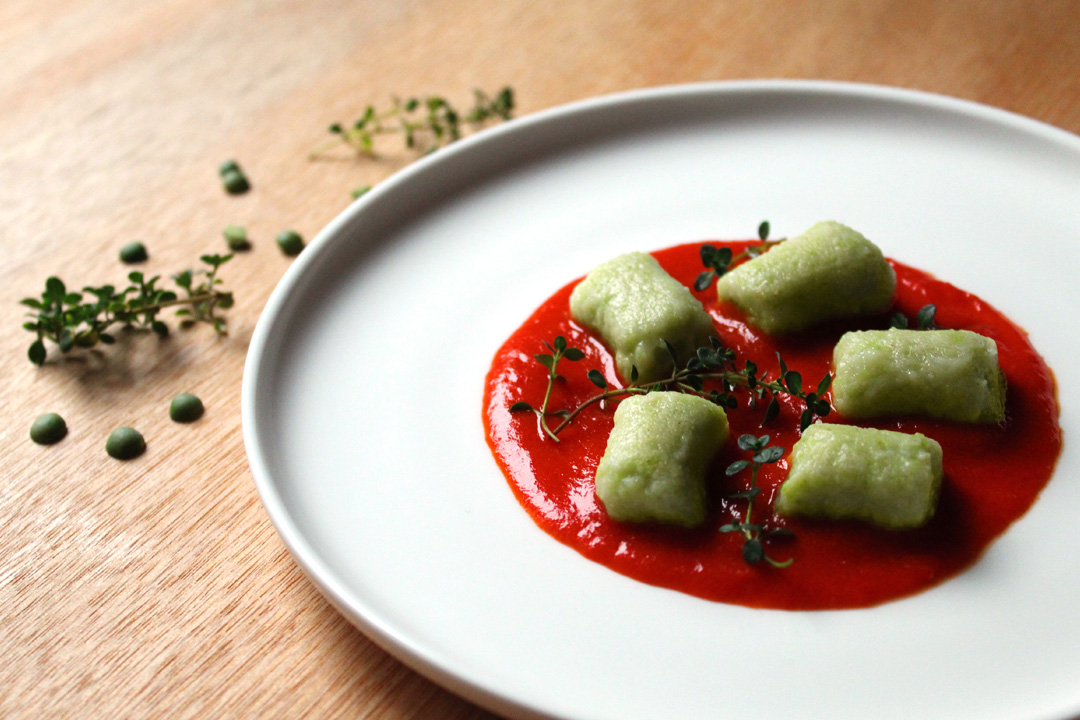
[483,241,1061,610]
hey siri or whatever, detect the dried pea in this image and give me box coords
[169,393,204,423]
[30,413,67,445]
[119,242,148,264]
[219,159,250,195]
[276,230,305,257]
[106,426,145,460]
[221,169,250,195]
[222,225,250,251]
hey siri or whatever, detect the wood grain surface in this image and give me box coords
[3,1,1079,717]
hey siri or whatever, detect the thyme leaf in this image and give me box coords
[890,303,938,330]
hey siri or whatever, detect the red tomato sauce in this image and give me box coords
[482,242,1061,610]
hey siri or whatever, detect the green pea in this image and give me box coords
[106,426,145,460]
[219,159,240,175]
[221,169,250,195]
[119,241,148,264]
[351,185,371,200]
[169,393,205,423]
[30,412,67,445]
[222,224,250,251]
[276,230,305,257]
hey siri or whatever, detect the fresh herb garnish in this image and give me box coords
[21,254,234,365]
[512,335,831,440]
[720,434,794,568]
[310,87,515,160]
[694,220,785,292]
[890,303,937,330]
[508,335,586,441]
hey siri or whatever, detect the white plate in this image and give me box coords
[242,81,1080,720]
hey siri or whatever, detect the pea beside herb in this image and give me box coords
[105,426,145,460]
[119,241,149,264]
[30,412,67,445]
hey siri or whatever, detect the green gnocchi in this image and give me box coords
[716,221,895,334]
[570,252,715,383]
[594,392,729,528]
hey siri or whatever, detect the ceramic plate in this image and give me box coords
[242,81,1080,720]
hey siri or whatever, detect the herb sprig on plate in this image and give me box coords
[722,434,794,567]
[511,335,831,441]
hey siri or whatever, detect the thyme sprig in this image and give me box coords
[511,335,586,441]
[721,434,793,568]
[21,254,234,365]
[511,335,831,441]
[694,220,785,292]
[310,87,514,160]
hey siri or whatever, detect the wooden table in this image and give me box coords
[3,1,1078,717]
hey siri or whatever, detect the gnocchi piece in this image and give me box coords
[832,328,1006,423]
[594,392,729,528]
[774,423,943,529]
[570,252,715,383]
[716,221,896,334]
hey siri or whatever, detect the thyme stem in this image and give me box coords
[537,369,561,442]
[549,387,630,436]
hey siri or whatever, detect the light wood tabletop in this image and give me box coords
[3,1,1079,717]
